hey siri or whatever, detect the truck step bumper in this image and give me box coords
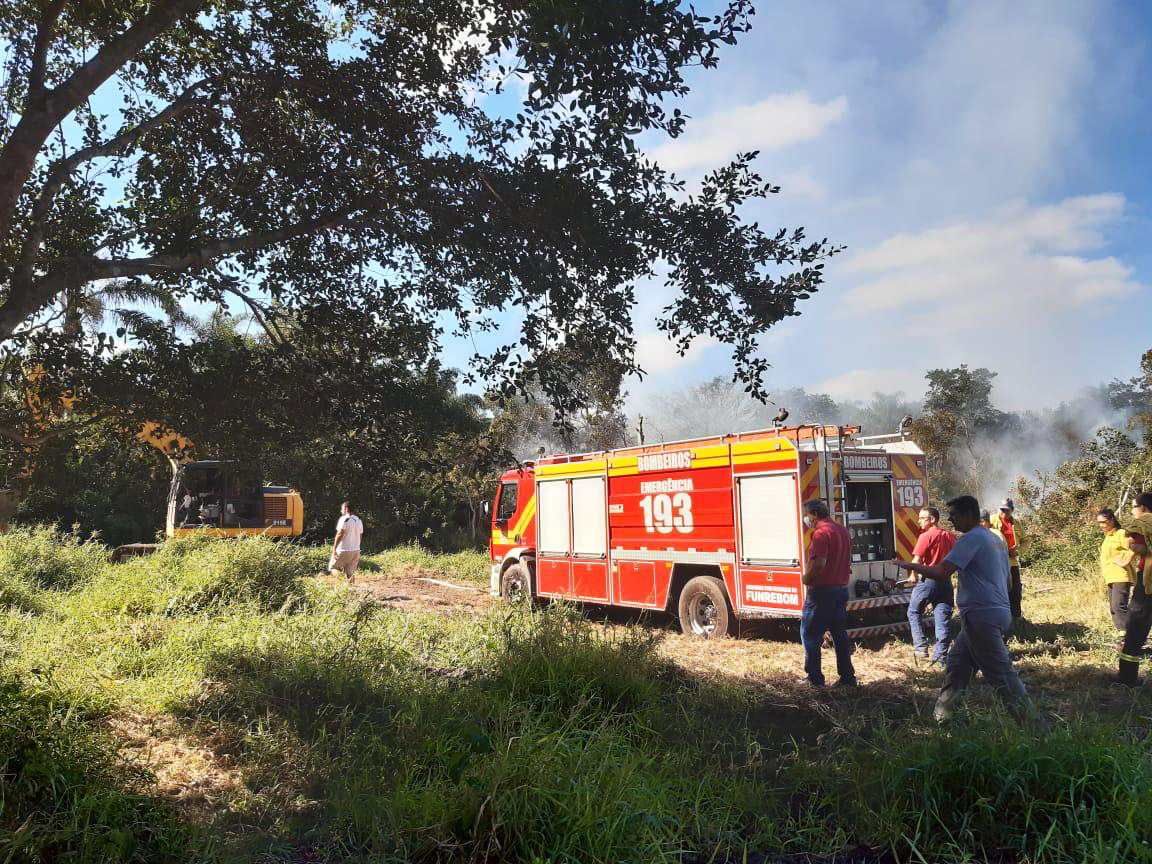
[845,593,911,612]
[845,620,911,640]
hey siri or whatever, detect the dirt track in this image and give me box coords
[327,563,499,613]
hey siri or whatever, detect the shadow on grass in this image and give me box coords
[159,599,1152,864]
[1009,619,1092,655]
[0,579,48,614]
[173,609,840,862]
[0,672,205,864]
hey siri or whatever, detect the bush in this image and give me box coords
[85,536,314,616]
[158,536,313,610]
[0,672,203,863]
[0,525,107,591]
[1025,525,1099,581]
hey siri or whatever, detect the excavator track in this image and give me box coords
[111,543,159,563]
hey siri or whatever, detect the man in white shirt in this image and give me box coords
[329,501,363,584]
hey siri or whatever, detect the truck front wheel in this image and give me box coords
[678,576,731,639]
[500,562,533,604]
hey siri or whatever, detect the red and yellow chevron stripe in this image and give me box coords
[890,455,923,559]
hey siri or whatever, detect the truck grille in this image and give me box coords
[264,496,288,520]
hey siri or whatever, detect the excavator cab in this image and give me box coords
[167,461,267,535]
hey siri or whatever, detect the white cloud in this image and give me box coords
[840,195,1141,319]
[633,331,716,376]
[815,368,924,402]
[649,92,847,173]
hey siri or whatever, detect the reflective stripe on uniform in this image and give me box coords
[1118,651,1143,663]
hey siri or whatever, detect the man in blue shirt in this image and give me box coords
[897,494,1041,725]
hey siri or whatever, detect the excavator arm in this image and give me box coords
[136,423,196,470]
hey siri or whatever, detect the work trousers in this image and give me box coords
[1118,581,1152,686]
[1008,565,1022,619]
[800,586,856,686]
[1109,582,1132,632]
[907,579,954,661]
[940,608,1036,720]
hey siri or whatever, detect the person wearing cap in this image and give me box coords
[1115,492,1152,687]
[990,498,1022,619]
[1096,508,1134,633]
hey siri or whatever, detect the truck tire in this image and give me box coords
[500,561,533,604]
[677,576,731,638]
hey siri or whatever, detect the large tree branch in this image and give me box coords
[0,0,204,245]
[0,425,57,448]
[37,77,214,217]
[0,409,109,448]
[0,203,378,343]
[27,1,70,101]
[10,79,216,298]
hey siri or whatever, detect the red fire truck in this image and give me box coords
[487,425,928,639]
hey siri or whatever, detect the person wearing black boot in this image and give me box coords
[1115,493,1152,688]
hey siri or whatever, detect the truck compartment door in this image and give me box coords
[614,560,656,606]
[845,475,896,562]
[570,477,608,601]
[736,474,801,566]
[536,479,572,596]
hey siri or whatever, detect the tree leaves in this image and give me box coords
[1,0,836,514]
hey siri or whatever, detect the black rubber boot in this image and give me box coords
[1116,658,1141,688]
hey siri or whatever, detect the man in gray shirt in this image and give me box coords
[897,495,1042,725]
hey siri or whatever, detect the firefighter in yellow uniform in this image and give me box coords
[990,499,1022,619]
[1116,493,1152,688]
[1096,508,1134,632]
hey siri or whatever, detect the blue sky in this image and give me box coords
[607,0,1152,413]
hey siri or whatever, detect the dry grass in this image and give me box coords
[110,712,242,819]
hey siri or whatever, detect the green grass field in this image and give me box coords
[1,527,1150,863]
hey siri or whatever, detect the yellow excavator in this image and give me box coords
[111,424,305,560]
[3,368,303,554]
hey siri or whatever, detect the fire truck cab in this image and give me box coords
[488,425,928,640]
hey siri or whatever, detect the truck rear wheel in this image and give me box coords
[678,576,730,639]
[500,562,533,604]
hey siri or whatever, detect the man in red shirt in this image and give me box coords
[799,499,857,687]
[906,506,957,663]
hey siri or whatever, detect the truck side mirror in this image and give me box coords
[482,500,490,517]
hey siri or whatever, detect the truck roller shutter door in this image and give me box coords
[538,479,571,556]
[738,474,801,565]
[571,477,607,558]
